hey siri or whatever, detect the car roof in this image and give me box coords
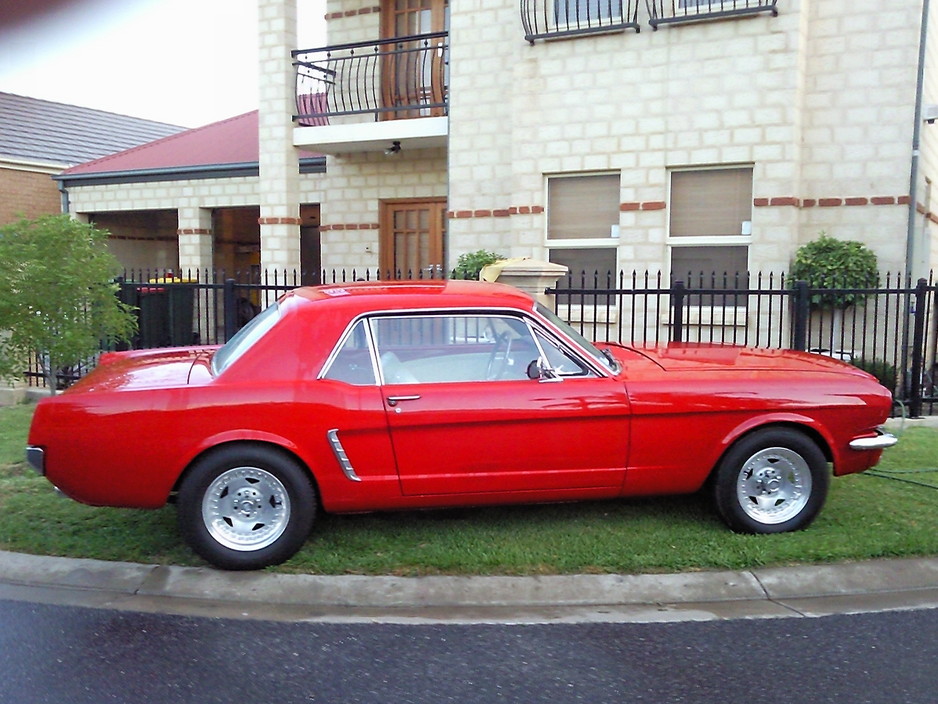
[285,279,538,313]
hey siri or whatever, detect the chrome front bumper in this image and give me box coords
[849,431,899,451]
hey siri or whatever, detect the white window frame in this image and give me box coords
[666,165,754,328]
[545,172,622,324]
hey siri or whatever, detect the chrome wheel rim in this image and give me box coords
[736,447,812,525]
[202,466,290,551]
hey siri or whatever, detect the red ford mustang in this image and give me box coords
[27,280,896,570]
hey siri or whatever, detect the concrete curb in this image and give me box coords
[2,550,937,623]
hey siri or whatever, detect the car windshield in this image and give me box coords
[535,302,617,373]
[211,302,280,375]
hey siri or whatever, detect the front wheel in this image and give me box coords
[177,445,316,570]
[712,428,829,534]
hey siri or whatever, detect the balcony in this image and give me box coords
[521,1,641,43]
[646,0,778,29]
[292,32,449,155]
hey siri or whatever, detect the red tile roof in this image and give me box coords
[62,111,319,176]
[62,111,259,175]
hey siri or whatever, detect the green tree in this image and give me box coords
[789,232,879,309]
[0,215,137,392]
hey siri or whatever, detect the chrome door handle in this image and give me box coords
[387,394,421,407]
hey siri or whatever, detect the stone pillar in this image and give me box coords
[258,0,301,274]
[177,206,214,276]
[480,258,569,307]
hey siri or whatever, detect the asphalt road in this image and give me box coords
[2,599,937,704]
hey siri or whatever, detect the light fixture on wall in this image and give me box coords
[384,140,402,156]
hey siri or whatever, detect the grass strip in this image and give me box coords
[2,402,936,575]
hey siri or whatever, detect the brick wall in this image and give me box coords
[0,166,61,224]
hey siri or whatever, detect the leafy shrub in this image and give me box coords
[789,233,879,309]
[852,357,898,392]
[452,250,505,280]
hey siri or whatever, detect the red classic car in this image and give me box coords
[27,280,896,570]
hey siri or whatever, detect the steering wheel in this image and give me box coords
[485,332,513,380]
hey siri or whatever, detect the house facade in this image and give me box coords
[58,0,936,284]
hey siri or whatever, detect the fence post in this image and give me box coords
[791,280,809,351]
[908,277,928,418]
[672,280,685,343]
[223,278,237,342]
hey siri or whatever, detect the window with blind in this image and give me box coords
[669,167,752,305]
[547,174,619,282]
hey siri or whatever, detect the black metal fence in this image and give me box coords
[520,0,777,41]
[26,267,938,417]
[521,0,641,43]
[549,269,937,417]
[646,0,778,29]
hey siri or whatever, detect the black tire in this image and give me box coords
[712,428,829,534]
[177,445,316,570]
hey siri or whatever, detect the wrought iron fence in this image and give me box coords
[25,267,937,416]
[292,32,449,123]
[521,0,640,42]
[549,269,937,416]
[645,0,778,29]
[520,0,776,40]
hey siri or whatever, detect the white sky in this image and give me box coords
[0,0,326,128]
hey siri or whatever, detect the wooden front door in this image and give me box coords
[380,198,446,278]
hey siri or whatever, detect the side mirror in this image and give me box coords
[526,358,561,381]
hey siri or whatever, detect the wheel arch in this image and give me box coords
[171,439,321,502]
[709,419,834,483]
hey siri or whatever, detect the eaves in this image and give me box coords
[54,157,327,188]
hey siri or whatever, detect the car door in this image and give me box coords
[371,312,631,496]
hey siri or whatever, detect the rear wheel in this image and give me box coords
[177,445,316,570]
[713,428,828,534]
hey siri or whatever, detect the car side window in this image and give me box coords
[371,314,540,383]
[322,320,377,385]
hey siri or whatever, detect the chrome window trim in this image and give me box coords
[318,305,612,384]
[319,317,381,385]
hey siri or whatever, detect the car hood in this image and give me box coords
[613,342,872,376]
[63,347,217,394]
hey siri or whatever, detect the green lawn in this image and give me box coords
[2,401,937,574]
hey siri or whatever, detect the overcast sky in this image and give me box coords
[0,0,326,128]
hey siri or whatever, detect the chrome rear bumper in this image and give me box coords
[26,445,45,475]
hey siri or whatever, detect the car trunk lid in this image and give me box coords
[63,347,216,393]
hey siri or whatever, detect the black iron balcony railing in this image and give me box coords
[292,32,449,124]
[646,0,778,29]
[521,1,641,43]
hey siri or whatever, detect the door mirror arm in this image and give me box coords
[526,358,562,382]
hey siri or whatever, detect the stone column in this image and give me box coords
[258,0,301,274]
[177,206,215,343]
[177,206,214,276]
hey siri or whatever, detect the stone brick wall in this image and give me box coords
[59,0,934,278]
[442,0,921,274]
